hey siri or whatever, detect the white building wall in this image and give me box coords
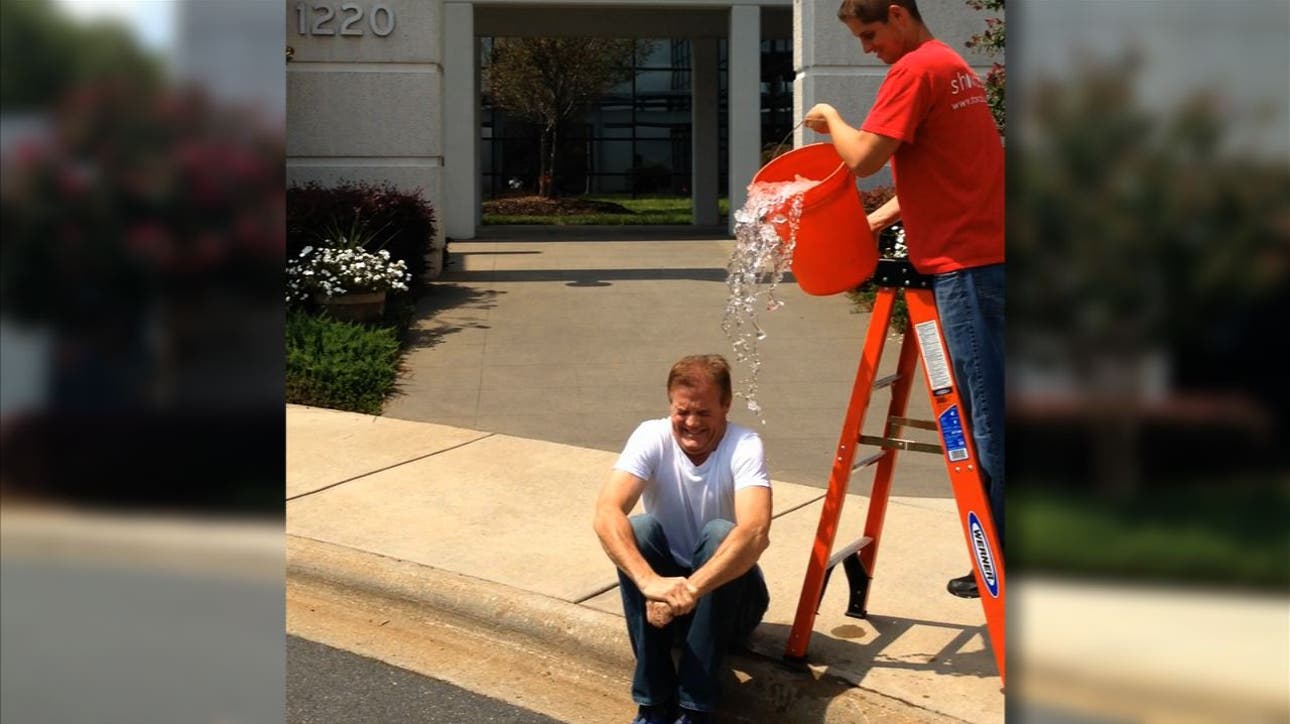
[285,0,447,276]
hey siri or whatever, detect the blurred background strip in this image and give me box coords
[1,1,285,722]
[1008,0,1289,721]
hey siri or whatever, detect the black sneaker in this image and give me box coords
[632,705,671,724]
[947,572,980,598]
[673,709,712,724]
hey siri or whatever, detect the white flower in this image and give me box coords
[287,243,414,306]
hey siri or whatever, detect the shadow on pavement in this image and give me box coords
[719,655,858,723]
[403,283,503,351]
[751,618,999,683]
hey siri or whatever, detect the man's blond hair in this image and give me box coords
[667,355,732,407]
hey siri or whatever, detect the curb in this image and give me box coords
[287,535,954,723]
[287,535,633,672]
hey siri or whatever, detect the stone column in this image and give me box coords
[443,2,479,242]
[727,6,760,234]
[690,38,720,227]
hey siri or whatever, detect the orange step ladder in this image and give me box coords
[782,259,1006,683]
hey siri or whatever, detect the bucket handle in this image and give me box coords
[767,119,806,162]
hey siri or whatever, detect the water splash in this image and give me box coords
[722,175,818,421]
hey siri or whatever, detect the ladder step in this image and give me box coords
[818,536,875,615]
[872,373,900,390]
[850,450,886,473]
[827,536,874,570]
[859,434,943,455]
[888,416,938,431]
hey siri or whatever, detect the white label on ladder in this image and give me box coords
[968,512,1001,598]
[938,405,970,462]
[914,320,953,395]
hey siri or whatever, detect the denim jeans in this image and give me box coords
[618,514,769,713]
[933,263,1005,548]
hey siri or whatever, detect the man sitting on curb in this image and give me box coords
[593,354,772,724]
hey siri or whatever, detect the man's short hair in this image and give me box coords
[838,0,924,24]
[667,354,733,407]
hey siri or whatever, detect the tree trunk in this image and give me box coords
[538,131,550,197]
[546,123,559,198]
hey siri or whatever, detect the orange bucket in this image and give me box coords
[751,143,877,296]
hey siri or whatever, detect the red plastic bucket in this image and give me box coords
[750,143,877,296]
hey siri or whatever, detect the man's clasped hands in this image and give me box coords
[640,574,700,628]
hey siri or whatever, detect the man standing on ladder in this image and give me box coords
[804,0,1005,598]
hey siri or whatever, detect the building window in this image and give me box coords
[481,37,793,200]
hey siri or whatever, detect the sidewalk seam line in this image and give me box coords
[773,492,827,518]
[571,581,619,604]
[285,432,496,502]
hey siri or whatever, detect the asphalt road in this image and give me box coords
[287,635,562,724]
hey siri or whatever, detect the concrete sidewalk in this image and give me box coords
[286,403,1004,723]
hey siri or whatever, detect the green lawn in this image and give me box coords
[483,195,730,225]
[1013,479,1289,589]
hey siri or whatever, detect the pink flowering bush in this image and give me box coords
[0,79,284,328]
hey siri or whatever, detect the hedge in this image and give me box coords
[286,310,401,415]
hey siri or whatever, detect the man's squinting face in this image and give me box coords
[668,378,730,465]
[844,17,903,65]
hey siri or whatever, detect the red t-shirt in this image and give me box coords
[861,40,1004,274]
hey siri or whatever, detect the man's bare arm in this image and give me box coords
[868,195,901,234]
[804,103,901,178]
[685,485,772,601]
[593,469,696,612]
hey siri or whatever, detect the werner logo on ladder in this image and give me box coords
[782,258,1006,683]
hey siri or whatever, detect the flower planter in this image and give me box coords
[314,290,386,323]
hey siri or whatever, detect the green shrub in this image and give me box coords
[286,311,401,414]
[847,185,909,330]
[286,181,437,288]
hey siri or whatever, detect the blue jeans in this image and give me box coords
[933,263,1005,548]
[618,514,769,713]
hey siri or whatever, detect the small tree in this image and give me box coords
[965,0,1005,136]
[485,38,650,197]
[0,0,163,109]
[1010,56,1290,495]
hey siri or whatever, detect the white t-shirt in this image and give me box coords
[613,417,771,567]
